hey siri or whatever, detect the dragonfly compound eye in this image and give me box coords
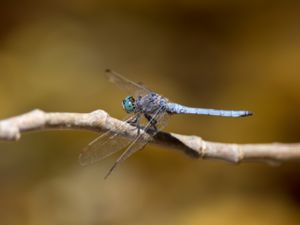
[122,96,136,113]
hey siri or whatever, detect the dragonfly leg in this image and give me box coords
[144,113,158,133]
[127,114,142,136]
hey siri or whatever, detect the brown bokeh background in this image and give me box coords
[1,1,300,225]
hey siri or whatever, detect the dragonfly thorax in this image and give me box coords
[122,96,136,113]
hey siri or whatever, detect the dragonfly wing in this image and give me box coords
[105,69,151,97]
[104,132,149,179]
[79,115,138,166]
[104,106,170,178]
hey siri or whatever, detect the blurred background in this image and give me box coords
[0,1,300,224]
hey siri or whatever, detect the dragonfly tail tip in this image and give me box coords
[241,111,253,117]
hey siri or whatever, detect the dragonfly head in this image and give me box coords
[122,96,136,113]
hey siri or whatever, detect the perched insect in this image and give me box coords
[79,70,252,178]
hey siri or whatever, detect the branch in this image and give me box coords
[0,109,300,164]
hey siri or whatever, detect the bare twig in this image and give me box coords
[0,109,300,163]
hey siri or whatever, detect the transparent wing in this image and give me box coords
[78,114,138,166]
[104,106,170,178]
[105,69,151,97]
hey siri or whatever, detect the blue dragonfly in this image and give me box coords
[79,69,252,178]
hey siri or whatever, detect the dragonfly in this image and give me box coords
[79,69,253,178]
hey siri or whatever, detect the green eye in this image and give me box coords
[122,96,136,113]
